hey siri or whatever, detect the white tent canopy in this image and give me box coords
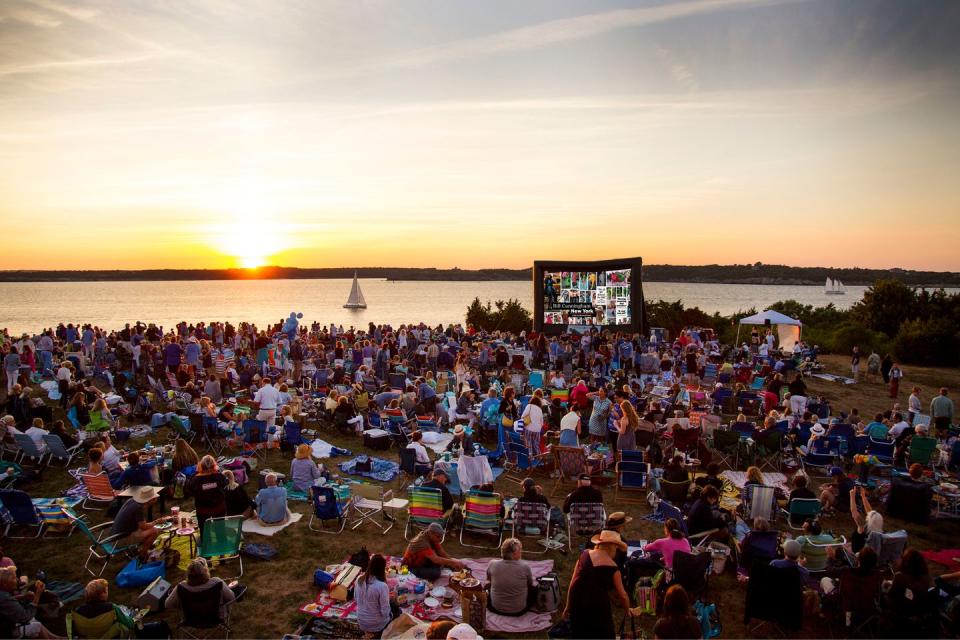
[736,310,803,351]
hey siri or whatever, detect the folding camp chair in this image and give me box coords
[615,452,648,504]
[528,370,545,391]
[12,433,47,465]
[309,485,350,534]
[241,419,268,462]
[670,550,712,598]
[42,434,83,466]
[168,414,195,444]
[743,484,778,522]
[404,485,448,541]
[282,420,309,448]
[731,421,757,440]
[865,529,908,573]
[0,488,45,537]
[659,479,690,505]
[86,411,113,434]
[908,435,938,469]
[868,438,895,465]
[738,529,780,574]
[198,515,244,577]
[0,460,23,488]
[656,500,715,547]
[201,416,226,456]
[802,534,847,573]
[502,431,547,486]
[80,472,119,510]
[839,567,883,636]
[566,502,606,553]
[176,579,237,639]
[511,501,551,555]
[781,497,821,530]
[754,430,783,473]
[397,447,430,489]
[459,489,504,549]
[711,429,741,470]
[799,447,835,476]
[749,376,766,391]
[69,515,138,576]
[350,483,403,534]
[551,446,592,497]
[744,563,804,635]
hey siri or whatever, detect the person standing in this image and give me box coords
[587,387,612,443]
[908,387,922,425]
[889,363,903,399]
[931,388,954,439]
[3,346,20,395]
[850,346,861,381]
[253,377,281,424]
[562,530,631,639]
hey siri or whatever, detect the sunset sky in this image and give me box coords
[1,0,958,271]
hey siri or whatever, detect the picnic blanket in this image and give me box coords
[721,470,790,494]
[921,548,960,572]
[339,456,399,482]
[460,557,556,633]
[64,468,90,500]
[242,512,302,536]
[423,433,454,455]
[311,439,353,460]
[811,373,856,385]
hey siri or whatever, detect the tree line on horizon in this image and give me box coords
[465,280,960,367]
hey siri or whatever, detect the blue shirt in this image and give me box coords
[865,422,888,439]
[111,462,155,489]
[354,578,391,633]
[770,558,809,582]
[255,486,288,524]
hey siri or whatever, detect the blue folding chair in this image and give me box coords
[42,434,83,466]
[282,420,309,448]
[868,438,895,465]
[616,451,648,504]
[13,433,47,465]
[0,488,45,537]
[309,485,350,534]
[242,419,268,461]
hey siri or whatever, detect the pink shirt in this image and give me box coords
[643,536,691,568]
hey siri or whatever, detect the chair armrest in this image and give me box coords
[66,443,84,454]
[88,520,114,533]
[382,489,394,503]
[688,528,719,543]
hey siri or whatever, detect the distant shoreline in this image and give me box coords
[0,264,956,287]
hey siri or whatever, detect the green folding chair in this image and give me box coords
[198,515,244,577]
[908,436,938,469]
[69,515,138,576]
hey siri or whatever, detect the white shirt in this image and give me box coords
[25,426,48,449]
[407,441,430,465]
[889,420,911,438]
[102,445,122,471]
[560,411,580,432]
[57,366,72,382]
[521,404,544,433]
[552,376,566,389]
[909,394,922,413]
[254,385,282,410]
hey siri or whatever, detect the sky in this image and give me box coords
[1,0,959,271]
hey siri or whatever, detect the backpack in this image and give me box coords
[693,600,721,639]
[348,547,370,571]
[535,572,561,613]
[632,569,665,615]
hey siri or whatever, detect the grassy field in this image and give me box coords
[4,356,960,639]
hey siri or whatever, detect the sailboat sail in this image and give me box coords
[344,272,367,308]
[825,276,845,295]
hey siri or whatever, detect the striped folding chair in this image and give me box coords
[511,501,551,555]
[13,433,47,466]
[404,485,448,541]
[459,489,503,549]
[566,502,606,552]
[80,472,119,510]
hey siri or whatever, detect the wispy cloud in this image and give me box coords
[0,50,181,78]
[352,0,807,74]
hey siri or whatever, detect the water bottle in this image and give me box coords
[156,450,163,465]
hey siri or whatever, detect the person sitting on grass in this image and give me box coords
[487,538,537,616]
[819,466,854,514]
[255,473,289,526]
[402,523,465,581]
[223,469,255,519]
[289,443,324,492]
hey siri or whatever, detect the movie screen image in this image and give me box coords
[542,268,632,327]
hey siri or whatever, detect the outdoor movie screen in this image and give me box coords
[533,257,644,333]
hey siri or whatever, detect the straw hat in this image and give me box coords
[811,425,825,436]
[605,512,633,528]
[453,425,465,436]
[133,486,160,504]
[591,530,627,551]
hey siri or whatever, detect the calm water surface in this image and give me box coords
[0,279,954,334]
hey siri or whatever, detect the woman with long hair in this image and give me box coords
[643,518,691,570]
[616,400,639,452]
[653,585,702,639]
[354,554,394,638]
[172,438,200,474]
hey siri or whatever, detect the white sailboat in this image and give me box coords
[343,271,367,309]
[825,277,846,295]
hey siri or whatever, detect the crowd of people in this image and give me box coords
[0,317,958,639]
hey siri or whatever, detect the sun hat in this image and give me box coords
[811,425,825,436]
[453,425,465,436]
[605,512,633,528]
[133,486,160,504]
[591,529,627,551]
[783,539,802,558]
[227,398,237,405]
[446,623,483,640]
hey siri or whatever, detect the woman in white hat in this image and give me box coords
[562,530,630,639]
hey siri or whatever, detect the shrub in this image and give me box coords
[893,317,960,367]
